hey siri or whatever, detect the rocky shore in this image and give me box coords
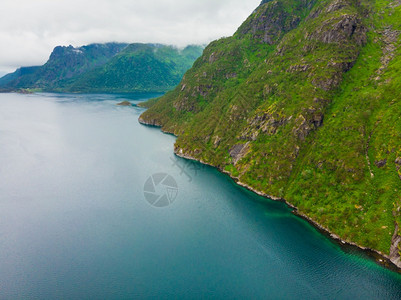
[175,146,401,273]
[139,116,401,273]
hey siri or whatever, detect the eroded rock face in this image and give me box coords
[287,64,310,73]
[312,73,344,91]
[390,0,401,8]
[311,59,357,91]
[209,53,217,64]
[229,143,250,165]
[240,112,288,141]
[390,222,401,268]
[173,96,197,112]
[307,14,367,46]
[377,29,400,76]
[292,111,324,141]
[326,0,349,13]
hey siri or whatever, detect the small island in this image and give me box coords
[117,101,133,106]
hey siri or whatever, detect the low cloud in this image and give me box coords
[0,0,260,73]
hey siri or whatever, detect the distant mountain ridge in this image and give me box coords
[0,43,204,93]
[61,44,205,93]
[0,43,128,91]
[0,66,40,87]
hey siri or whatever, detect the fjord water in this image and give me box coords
[0,93,400,299]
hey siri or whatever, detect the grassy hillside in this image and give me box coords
[139,0,401,268]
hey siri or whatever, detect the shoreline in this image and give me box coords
[138,118,401,274]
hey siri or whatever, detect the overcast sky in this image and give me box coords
[0,0,261,74]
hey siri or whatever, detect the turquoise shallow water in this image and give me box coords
[0,93,400,299]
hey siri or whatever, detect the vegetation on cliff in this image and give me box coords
[139,0,401,267]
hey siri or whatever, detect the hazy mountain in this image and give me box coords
[0,43,203,93]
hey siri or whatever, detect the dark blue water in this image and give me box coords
[0,93,400,299]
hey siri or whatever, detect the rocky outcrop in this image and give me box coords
[306,14,367,46]
[326,0,349,13]
[375,159,387,168]
[138,116,162,127]
[312,72,344,91]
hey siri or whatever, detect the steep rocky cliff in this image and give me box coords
[140,0,401,269]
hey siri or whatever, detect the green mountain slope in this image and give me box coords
[139,0,401,269]
[0,66,40,87]
[60,44,204,93]
[0,43,204,93]
[1,43,128,90]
